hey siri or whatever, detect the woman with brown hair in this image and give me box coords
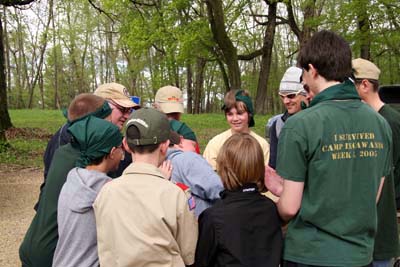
[195,133,282,267]
[203,90,270,171]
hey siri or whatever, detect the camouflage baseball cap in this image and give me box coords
[125,108,180,146]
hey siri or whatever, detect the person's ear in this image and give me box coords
[361,79,371,93]
[308,64,318,78]
[123,137,132,153]
[109,147,118,159]
[160,140,170,154]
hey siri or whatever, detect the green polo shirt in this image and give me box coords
[276,81,392,266]
[19,144,80,267]
[374,104,400,260]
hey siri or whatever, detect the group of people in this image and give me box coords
[18,29,399,267]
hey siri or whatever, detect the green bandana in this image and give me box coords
[309,79,361,108]
[235,90,255,127]
[169,119,197,142]
[68,116,123,168]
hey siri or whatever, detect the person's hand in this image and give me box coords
[159,160,173,180]
[264,165,284,197]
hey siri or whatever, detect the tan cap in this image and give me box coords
[352,58,381,80]
[155,85,184,114]
[94,83,139,108]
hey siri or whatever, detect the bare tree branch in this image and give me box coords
[88,0,115,22]
[0,0,34,6]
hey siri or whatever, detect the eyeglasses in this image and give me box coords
[108,100,133,114]
[279,91,303,99]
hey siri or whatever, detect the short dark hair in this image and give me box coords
[298,30,352,82]
[353,78,380,92]
[89,155,108,166]
[68,94,106,121]
[126,125,160,153]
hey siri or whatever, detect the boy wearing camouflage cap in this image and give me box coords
[94,108,198,267]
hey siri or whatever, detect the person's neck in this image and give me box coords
[133,151,162,167]
[315,80,341,95]
[86,163,108,174]
[231,128,250,134]
[364,94,385,112]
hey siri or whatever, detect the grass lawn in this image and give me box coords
[0,109,272,168]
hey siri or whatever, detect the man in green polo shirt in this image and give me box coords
[352,58,399,267]
[265,30,392,267]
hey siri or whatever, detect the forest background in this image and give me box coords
[0,0,399,145]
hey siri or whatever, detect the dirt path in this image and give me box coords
[0,165,42,267]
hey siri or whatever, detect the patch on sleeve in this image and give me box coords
[188,196,196,211]
[174,182,196,210]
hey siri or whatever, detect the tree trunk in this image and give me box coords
[205,0,241,90]
[194,58,206,114]
[3,6,10,101]
[0,13,12,142]
[28,0,53,108]
[356,1,371,59]
[255,1,277,114]
[51,0,60,109]
[186,62,193,114]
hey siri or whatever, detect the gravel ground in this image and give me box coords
[0,165,42,267]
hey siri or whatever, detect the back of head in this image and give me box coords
[94,82,139,109]
[67,116,123,167]
[279,66,306,95]
[169,119,197,142]
[68,93,111,122]
[154,85,184,114]
[216,133,265,192]
[352,58,381,91]
[298,30,352,82]
[223,89,255,127]
[125,108,180,154]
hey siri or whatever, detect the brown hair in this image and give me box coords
[223,90,249,114]
[354,78,380,92]
[216,133,265,192]
[68,94,106,121]
[298,30,352,82]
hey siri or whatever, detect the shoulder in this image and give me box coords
[380,105,400,128]
[208,129,231,144]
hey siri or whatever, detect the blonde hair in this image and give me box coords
[217,133,265,191]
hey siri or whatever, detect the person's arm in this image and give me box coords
[203,139,218,171]
[268,120,278,168]
[194,210,218,267]
[180,153,223,201]
[264,165,284,197]
[176,192,198,266]
[277,179,304,222]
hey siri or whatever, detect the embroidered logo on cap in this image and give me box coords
[123,87,130,97]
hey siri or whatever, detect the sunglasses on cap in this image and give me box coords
[279,91,303,99]
[108,100,133,114]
